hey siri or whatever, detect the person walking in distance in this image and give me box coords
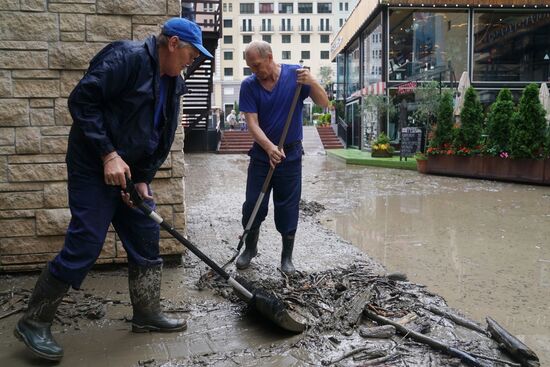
[13,18,212,361]
[236,41,329,273]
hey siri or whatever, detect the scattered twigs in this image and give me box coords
[364,309,488,367]
[467,351,522,367]
[486,317,540,367]
[427,305,489,336]
[0,306,24,320]
[322,346,371,365]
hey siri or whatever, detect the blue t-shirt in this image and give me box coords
[239,64,310,161]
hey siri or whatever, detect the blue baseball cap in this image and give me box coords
[162,17,213,58]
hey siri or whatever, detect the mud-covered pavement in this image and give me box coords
[1,153,548,366]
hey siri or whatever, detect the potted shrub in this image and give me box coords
[485,88,515,156]
[453,87,483,152]
[371,133,394,158]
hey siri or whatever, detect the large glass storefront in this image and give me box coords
[361,15,383,148]
[345,39,361,96]
[473,11,550,82]
[389,9,468,82]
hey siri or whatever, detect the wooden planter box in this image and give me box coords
[416,159,428,174]
[371,150,393,158]
[426,155,549,185]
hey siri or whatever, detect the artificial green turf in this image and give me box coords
[326,149,418,170]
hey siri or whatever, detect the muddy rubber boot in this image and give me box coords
[281,234,296,274]
[236,228,260,270]
[14,268,69,361]
[128,263,187,333]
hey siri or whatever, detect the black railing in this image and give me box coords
[337,116,348,148]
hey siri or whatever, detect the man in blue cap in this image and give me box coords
[13,18,212,361]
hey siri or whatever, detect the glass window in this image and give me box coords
[259,3,273,13]
[282,35,291,43]
[240,3,254,14]
[223,35,232,44]
[321,35,330,43]
[302,50,310,59]
[473,11,550,82]
[339,2,343,11]
[321,51,329,59]
[243,35,252,43]
[339,18,343,27]
[301,35,310,43]
[224,68,233,76]
[345,2,348,11]
[389,9,468,82]
[243,67,252,76]
[262,35,271,42]
[318,3,332,14]
[223,19,232,28]
[346,39,360,96]
[229,3,232,11]
[223,3,227,12]
[279,2,293,13]
[224,51,233,60]
[282,51,291,60]
[298,3,312,14]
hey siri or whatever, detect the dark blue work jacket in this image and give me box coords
[66,36,187,183]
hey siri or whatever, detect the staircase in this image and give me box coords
[218,130,254,154]
[180,0,222,152]
[317,126,344,149]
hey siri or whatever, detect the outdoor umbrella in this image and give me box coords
[538,82,550,125]
[453,71,471,119]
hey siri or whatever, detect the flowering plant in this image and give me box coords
[426,143,454,156]
[371,133,394,153]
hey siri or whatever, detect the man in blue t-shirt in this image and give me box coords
[237,41,329,273]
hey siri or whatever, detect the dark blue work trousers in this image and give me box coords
[242,154,302,236]
[49,169,162,289]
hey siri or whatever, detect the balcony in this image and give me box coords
[318,25,332,33]
[240,26,255,34]
[260,25,275,33]
[279,25,294,33]
[299,25,313,33]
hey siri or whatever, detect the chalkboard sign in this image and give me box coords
[400,127,422,160]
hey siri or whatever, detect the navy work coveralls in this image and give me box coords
[239,64,310,236]
[49,36,187,289]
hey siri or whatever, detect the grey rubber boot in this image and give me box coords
[236,228,260,270]
[14,267,69,361]
[128,263,187,333]
[281,234,296,274]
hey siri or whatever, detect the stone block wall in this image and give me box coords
[0,0,185,272]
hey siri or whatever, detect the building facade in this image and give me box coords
[0,0,187,271]
[214,0,357,119]
[331,0,550,149]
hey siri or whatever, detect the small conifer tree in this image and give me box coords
[485,88,515,155]
[509,84,547,158]
[453,87,483,150]
[429,91,454,148]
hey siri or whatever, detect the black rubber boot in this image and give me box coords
[281,234,296,274]
[236,228,260,270]
[128,263,187,333]
[14,267,69,361]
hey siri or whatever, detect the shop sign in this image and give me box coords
[397,81,417,95]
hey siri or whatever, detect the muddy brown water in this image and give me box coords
[1,153,548,366]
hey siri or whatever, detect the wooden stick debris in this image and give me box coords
[427,305,489,336]
[364,309,488,367]
[486,317,540,367]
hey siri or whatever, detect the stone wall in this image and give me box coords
[0,0,185,272]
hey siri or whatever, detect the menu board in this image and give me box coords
[400,127,422,158]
